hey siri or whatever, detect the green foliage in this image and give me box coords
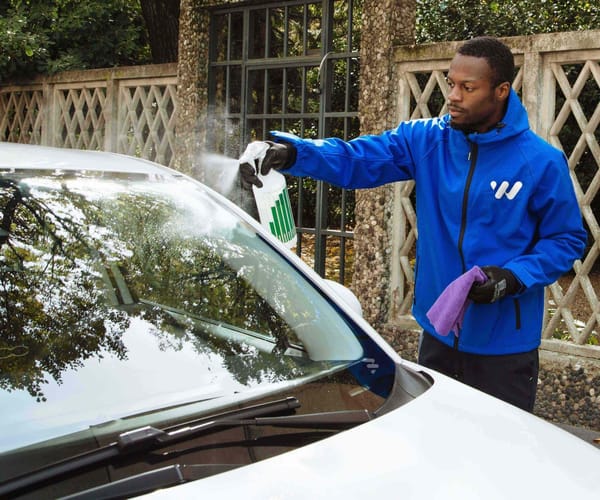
[0,10,49,79]
[416,0,599,42]
[0,0,151,82]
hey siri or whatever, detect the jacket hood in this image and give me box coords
[447,88,531,145]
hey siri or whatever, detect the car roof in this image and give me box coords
[0,142,174,176]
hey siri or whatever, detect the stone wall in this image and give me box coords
[174,0,204,177]
[352,0,416,326]
[537,350,600,430]
[175,0,242,178]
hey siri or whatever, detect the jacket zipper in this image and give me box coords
[455,141,479,349]
[458,142,478,273]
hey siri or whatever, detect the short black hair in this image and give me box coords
[457,36,515,86]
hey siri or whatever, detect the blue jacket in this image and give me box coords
[271,89,587,355]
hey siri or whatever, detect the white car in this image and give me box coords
[0,142,597,500]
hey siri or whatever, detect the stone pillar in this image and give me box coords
[353,0,416,327]
[174,0,209,179]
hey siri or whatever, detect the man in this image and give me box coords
[240,36,586,412]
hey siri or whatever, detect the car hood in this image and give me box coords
[146,362,599,500]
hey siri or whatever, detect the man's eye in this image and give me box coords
[464,86,474,92]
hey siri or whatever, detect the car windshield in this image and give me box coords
[0,166,398,460]
[0,158,433,498]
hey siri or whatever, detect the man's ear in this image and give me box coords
[496,81,511,101]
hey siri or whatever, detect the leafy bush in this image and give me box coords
[0,0,150,82]
[416,0,599,42]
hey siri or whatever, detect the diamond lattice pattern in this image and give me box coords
[1,70,177,169]
[544,60,600,344]
[0,89,44,144]
[56,86,107,150]
[118,84,177,167]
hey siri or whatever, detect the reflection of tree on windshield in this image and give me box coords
[106,193,313,385]
[0,178,128,401]
[1,174,317,403]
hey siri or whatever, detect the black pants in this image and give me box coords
[418,331,539,412]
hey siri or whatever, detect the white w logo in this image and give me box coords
[490,180,523,200]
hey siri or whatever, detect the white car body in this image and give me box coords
[1,143,598,499]
[149,363,600,500]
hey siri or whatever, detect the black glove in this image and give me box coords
[468,266,521,304]
[239,141,296,188]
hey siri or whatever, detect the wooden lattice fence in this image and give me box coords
[0,64,178,167]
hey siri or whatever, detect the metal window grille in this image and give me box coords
[207,1,361,285]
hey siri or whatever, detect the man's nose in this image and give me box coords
[448,85,461,102]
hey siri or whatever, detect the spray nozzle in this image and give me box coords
[239,141,271,178]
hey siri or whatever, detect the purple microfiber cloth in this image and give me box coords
[426,266,488,337]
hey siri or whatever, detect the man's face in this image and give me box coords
[446,54,509,133]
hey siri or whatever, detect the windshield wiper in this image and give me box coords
[61,464,242,500]
[0,397,374,498]
[0,396,301,498]
[61,409,373,500]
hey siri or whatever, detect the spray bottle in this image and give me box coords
[239,142,297,249]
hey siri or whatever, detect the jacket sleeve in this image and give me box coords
[505,151,587,289]
[270,125,420,189]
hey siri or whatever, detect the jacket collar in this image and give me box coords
[445,89,530,144]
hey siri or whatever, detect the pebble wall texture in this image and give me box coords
[175,0,242,178]
[536,351,600,431]
[175,1,600,432]
[174,0,207,178]
[353,0,416,326]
